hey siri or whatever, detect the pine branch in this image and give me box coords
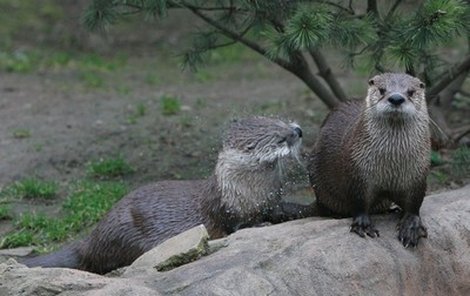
[178,1,340,108]
[385,0,403,22]
[427,55,470,101]
[182,14,254,72]
[367,0,379,18]
[261,14,344,106]
[308,49,348,102]
[182,38,238,71]
[122,3,142,10]
[290,53,342,109]
[172,4,245,12]
[321,1,354,15]
[268,5,348,103]
[453,124,470,143]
[82,0,119,31]
[178,2,277,62]
[348,0,353,13]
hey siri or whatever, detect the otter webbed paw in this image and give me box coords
[350,214,379,238]
[397,213,427,248]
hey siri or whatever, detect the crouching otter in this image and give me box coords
[308,73,431,247]
[22,116,314,274]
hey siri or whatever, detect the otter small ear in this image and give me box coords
[419,82,425,89]
[368,79,375,86]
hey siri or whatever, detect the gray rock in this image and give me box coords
[207,237,229,254]
[0,186,469,296]
[0,246,34,257]
[124,224,209,276]
[0,259,108,296]
[81,281,161,296]
[0,259,158,296]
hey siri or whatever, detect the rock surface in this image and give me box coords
[124,224,209,275]
[1,185,469,296]
[0,246,34,257]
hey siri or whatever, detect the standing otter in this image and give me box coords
[22,116,311,274]
[308,73,430,247]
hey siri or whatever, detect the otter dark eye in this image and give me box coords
[407,89,415,97]
[419,82,425,89]
[379,88,386,95]
[277,137,287,144]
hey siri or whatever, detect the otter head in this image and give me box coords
[222,116,302,166]
[214,116,302,220]
[366,73,427,121]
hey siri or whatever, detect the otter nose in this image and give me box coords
[294,127,302,138]
[388,94,405,106]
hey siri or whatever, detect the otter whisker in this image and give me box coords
[363,99,380,113]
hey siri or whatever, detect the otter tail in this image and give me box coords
[20,243,81,269]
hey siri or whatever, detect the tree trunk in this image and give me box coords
[287,55,342,109]
[428,71,469,148]
[309,49,348,102]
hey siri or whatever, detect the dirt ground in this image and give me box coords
[0,51,327,186]
[0,9,469,242]
[0,13,318,237]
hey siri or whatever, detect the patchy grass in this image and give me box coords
[430,150,444,167]
[452,146,470,177]
[33,143,44,152]
[258,100,287,113]
[208,42,255,64]
[429,170,449,185]
[0,181,128,249]
[179,115,193,128]
[0,205,11,220]
[127,102,147,124]
[0,50,39,73]
[44,51,72,67]
[0,48,128,76]
[1,213,69,248]
[116,85,131,95]
[5,178,58,199]
[12,128,31,139]
[78,53,127,72]
[0,0,63,47]
[136,102,147,116]
[194,69,214,82]
[80,71,104,88]
[0,230,34,248]
[63,181,128,225]
[195,97,207,109]
[145,73,160,85]
[87,156,134,179]
[160,95,181,115]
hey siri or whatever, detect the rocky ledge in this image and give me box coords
[1,185,469,296]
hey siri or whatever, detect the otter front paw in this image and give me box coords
[350,214,379,238]
[397,213,427,248]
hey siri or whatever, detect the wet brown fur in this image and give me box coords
[308,73,431,247]
[22,116,312,274]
